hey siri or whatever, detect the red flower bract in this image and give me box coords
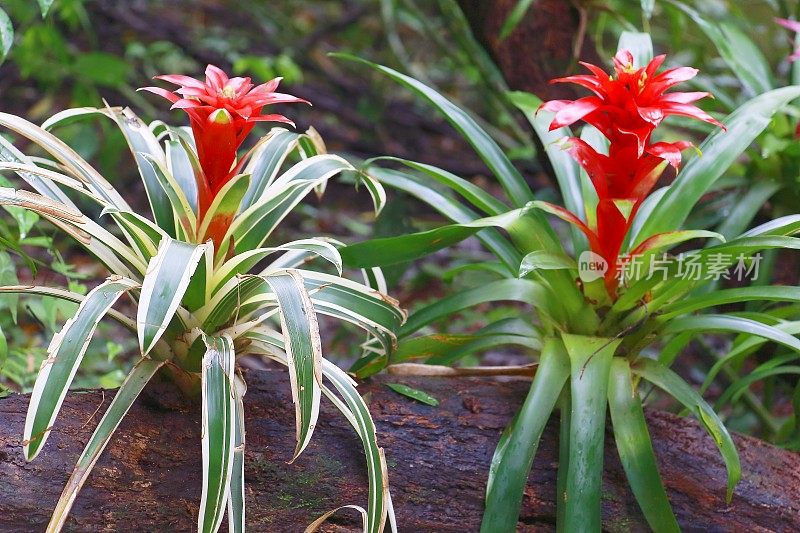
[539,50,724,296]
[140,65,308,218]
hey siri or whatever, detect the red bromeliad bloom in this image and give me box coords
[140,65,308,219]
[539,50,724,296]
[777,18,800,62]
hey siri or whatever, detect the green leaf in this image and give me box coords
[400,278,546,337]
[634,86,800,243]
[137,238,207,355]
[662,314,800,354]
[0,8,12,66]
[24,277,138,460]
[198,172,250,242]
[72,53,130,88]
[240,128,301,211]
[498,0,537,41]
[366,157,508,216]
[670,1,773,95]
[263,269,323,460]
[386,383,439,406]
[199,333,236,533]
[633,357,740,501]
[630,230,724,255]
[701,321,800,394]
[661,286,800,318]
[46,358,164,532]
[227,374,246,533]
[715,181,780,241]
[481,337,569,531]
[562,334,622,532]
[340,207,531,269]
[608,358,679,532]
[519,250,576,277]
[37,0,54,17]
[333,54,535,207]
[617,32,653,68]
[366,166,521,274]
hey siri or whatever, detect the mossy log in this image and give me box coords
[1,368,798,531]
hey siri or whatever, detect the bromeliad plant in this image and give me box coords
[335,36,800,531]
[0,65,402,533]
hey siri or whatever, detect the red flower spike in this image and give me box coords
[777,18,800,61]
[140,65,309,232]
[540,51,725,297]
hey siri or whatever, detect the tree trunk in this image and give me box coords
[457,0,601,100]
[1,368,798,531]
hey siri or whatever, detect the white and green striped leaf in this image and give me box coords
[24,276,139,460]
[246,332,389,533]
[211,239,343,296]
[224,155,354,259]
[227,374,246,533]
[137,238,207,355]
[0,112,129,210]
[46,357,165,532]
[142,154,197,240]
[240,128,302,210]
[199,333,237,533]
[0,187,144,277]
[106,107,175,233]
[263,270,323,460]
[198,173,250,243]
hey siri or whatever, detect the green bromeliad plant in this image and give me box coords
[0,65,403,532]
[335,35,800,531]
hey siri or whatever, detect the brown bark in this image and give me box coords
[457,0,601,100]
[1,369,799,532]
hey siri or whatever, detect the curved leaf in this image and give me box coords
[333,54,535,206]
[137,238,207,355]
[24,277,139,460]
[400,278,546,337]
[633,357,740,501]
[199,333,236,533]
[635,86,800,243]
[662,314,800,353]
[264,270,323,460]
[46,357,165,532]
[481,337,569,531]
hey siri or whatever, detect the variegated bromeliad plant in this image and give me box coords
[0,66,403,532]
[336,33,800,531]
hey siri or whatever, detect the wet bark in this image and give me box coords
[1,369,798,532]
[456,0,601,100]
